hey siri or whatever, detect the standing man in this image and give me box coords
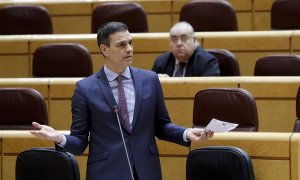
[152,21,220,77]
[31,21,213,180]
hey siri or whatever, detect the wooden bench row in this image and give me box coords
[0,31,300,77]
[0,77,299,132]
[1,131,299,180]
[0,0,276,33]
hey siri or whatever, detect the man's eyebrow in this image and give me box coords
[115,39,132,45]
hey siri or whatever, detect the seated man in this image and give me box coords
[152,22,220,77]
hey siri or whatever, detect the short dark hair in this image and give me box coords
[97,22,128,47]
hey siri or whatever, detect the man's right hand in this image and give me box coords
[31,122,63,143]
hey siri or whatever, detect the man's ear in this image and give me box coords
[100,44,108,56]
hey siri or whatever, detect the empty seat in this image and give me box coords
[206,49,240,76]
[271,0,300,30]
[0,5,53,35]
[92,2,148,33]
[32,43,93,77]
[180,0,238,32]
[293,86,300,132]
[254,54,300,76]
[0,88,48,130]
[193,88,258,131]
[16,148,80,180]
[186,146,255,180]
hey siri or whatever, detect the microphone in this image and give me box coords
[113,106,135,180]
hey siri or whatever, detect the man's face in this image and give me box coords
[169,26,196,62]
[101,30,133,73]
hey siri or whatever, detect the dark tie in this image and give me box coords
[116,75,131,132]
[174,63,186,77]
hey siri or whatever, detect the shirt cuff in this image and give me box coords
[56,134,66,147]
[183,128,190,142]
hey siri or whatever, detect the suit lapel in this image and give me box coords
[130,67,142,131]
[96,68,117,110]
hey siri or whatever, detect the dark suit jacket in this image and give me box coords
[62,67,189,180]
[152,46,220,76]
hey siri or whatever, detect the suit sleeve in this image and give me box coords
[63,82,90,155]
[153,75,190,146]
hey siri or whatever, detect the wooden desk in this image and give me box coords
[1,31,299,77]
[1,131,299,180]
[0,77,299,132]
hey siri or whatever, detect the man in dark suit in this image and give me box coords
[152,22,220,77]
[31,22,213,180]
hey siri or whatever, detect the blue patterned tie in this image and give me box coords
[116,75,131,132]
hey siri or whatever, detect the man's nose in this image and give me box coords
[126,43,133,51]
[176,39,183,45]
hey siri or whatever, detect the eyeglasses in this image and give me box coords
[170,35,193,43]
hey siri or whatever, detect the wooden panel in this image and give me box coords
[291,133,300,180]
[172,0,252,12]
[291,31,300,51]
[29,34,97,53]
[132,53,158,70]
[92,0,172,13]
[235,52,289,76]
[237,12,252,31]
[2,138,53,153]
[133,33,169,52]
[253,12,271,31]
[49,78,78,98]
[0,37,29,54]
[252,159,290,180]
[41,2,91,15]
[0,78,49,98]
[157,139,189,156]
[160,157,186,180]
[253,0,274,11]
[165,99,193,127]
[239,78,300,98]
[228,0,252,11]
[191,132,291,157]
[52,16,91,34]
[256,99,295,132]
[49,100,72,130]
[161,77,239,98]
[49,78,78,129]
[3,156,16,180]
[148,14,171,32]
[201,31,291,51]
[0,55,30,77]
[77,156,88,180]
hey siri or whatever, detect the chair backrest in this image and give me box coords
[254,54,300,76]
[193,88,258,131]
[206,49,240,76]
[293,86,300,132]
[92,2,148,33]
[271,0,300,30]
[0,88,48,130]
[16,148,80,180]
[32,43,93,77]
[186,146,255,180]
[0,5,52,35]
[180,0,238,32]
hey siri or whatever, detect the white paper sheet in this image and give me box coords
[205,118,238,132]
